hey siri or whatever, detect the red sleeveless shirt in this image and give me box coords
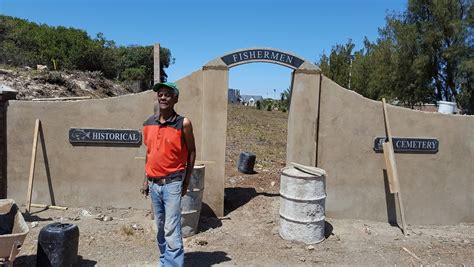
[143,113,188,177]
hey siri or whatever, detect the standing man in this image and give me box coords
[141,82,196,267]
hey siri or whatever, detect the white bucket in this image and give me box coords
[437,101,457,114]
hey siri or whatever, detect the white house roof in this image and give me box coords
[241,95,263,102]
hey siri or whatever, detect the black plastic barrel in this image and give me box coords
[238,152,256,174]
[37,223,79,267]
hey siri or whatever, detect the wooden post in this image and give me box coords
[382,99,407,235]
[25,119,40,213]
[154,43,161,85]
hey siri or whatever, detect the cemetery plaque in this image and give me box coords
[374,137,438,153]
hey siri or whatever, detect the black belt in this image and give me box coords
[148,175,182,185]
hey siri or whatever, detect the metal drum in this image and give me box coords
[181,164,205,237]
[279,166,326,244]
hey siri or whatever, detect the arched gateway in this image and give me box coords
[175,48,322,216]
[5,46,472,224]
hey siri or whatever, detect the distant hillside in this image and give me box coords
[0,15,173,90]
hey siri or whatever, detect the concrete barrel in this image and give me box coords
[279,166,326,244]
[181,164,205,237]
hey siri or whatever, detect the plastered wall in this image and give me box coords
[5,49,473,224]
[318,76,473,224]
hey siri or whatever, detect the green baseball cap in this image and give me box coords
[153,82,179,97]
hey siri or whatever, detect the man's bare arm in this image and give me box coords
[182,117,196,196]
[140,154,149,197]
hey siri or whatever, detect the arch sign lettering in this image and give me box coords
[221,49,304,69]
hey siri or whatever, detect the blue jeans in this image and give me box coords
[149,178,184,267]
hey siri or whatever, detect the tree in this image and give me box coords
[0,15,175,90]
[317,40,355,89]
[280,88,291,110]
[317,0,473,112]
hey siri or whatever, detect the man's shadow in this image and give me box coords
[184,251,231,267]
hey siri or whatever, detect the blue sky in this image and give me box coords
[0,0,406,98]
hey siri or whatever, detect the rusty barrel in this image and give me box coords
[181,164,205,237]
[279,166,326,244]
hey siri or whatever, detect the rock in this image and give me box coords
[81,210,92,217]
[103,216,113,222]
[36,64,48,70]
[364,224,372,235]
[132,223,143,230]
[299,257,306,262]
[285,244,292,249]
[31,221,39,228]
[195,239,208,246]
[23,66,32,71]
[0,68,13,75]
[271,181,276,187]
[306,245,315,250]
[69,216,81,221]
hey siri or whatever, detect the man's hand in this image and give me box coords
[140,176,149,198]
[181,181,189,197]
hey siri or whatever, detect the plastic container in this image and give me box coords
[37,223,79,267]
[238,152,256,174]
[437,101,457,114]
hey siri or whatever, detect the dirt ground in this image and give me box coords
[13,186,474,266]
[9,105,474,266]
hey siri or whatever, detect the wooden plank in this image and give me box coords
[25,119,40,213]
[382,98,393,141]
[135,156,216,165]
[382,99,407,236]
[30,203,68,210]
[154,43,161,85]
[397,191,408,236]
[382,142,400,193]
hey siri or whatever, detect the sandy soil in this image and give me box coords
[12,167,474,266]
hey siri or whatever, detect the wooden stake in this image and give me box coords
[135,156,215,165]
[382,142,400,193]
[402,247,422,262]
[154,43,161,85]
[382,99,407,236]
[30,203,68,210]
[25,119,40,214]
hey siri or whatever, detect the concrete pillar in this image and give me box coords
[286,70,321,166]
[201,66,228,217]
[0,85,18,198]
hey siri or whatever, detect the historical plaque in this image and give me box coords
[374,137,439,153]
[69,128,141,145]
